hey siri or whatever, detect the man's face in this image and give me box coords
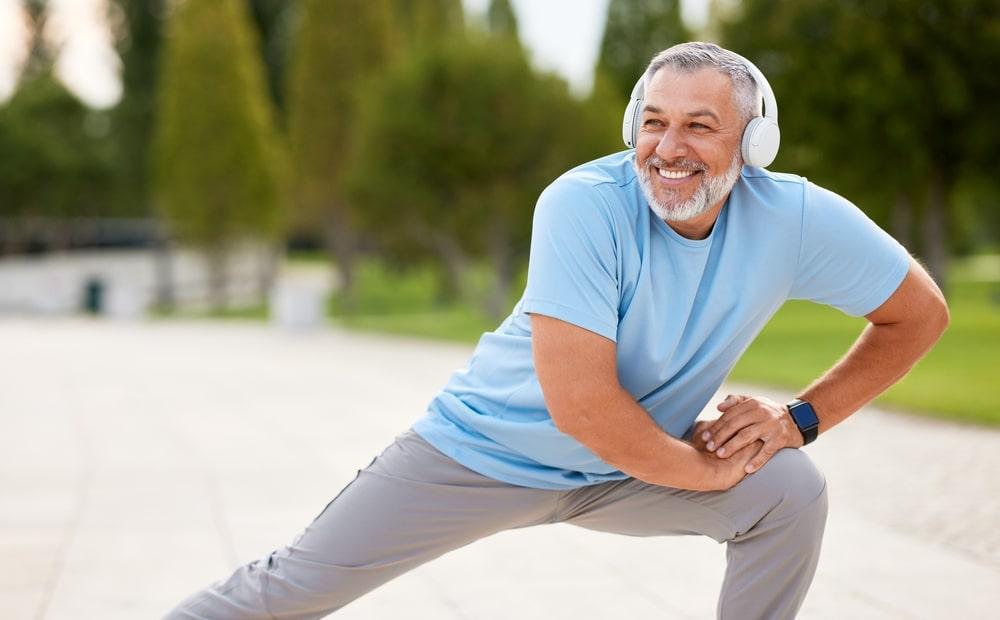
[634,67,744,223]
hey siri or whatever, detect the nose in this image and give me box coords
[655,125,689,161]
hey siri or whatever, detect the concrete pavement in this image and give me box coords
[1,318,997,619]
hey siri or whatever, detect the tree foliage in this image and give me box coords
[109,0,165,218]
[596,0,690,97]
[487,0,519,40]
[0,74,113,223]
[390,0,465,49]
[347,34,620,317]
[720,0,1000,290]
[0,2,113,253]
[152,0,287,308]
[248,0,298,115]
[285,0,393,304]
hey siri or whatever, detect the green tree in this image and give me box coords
[0,75,114,253]
[487,0,519,40]
[21,0,53,79]
[0,1,114,253]
[109,0,165,219]
[348,35,620,318]
[595,0,690,98]
[285,0,393,307]
[721,0,1000,291]
[390,0,465,49]
[248,0,298,115]
[152,0,287,310]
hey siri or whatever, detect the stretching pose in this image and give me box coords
[167,42,948,619]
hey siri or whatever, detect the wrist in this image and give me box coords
[695,450,731,491]
[786,399,820,446]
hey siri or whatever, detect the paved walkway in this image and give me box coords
[2,319,997,619]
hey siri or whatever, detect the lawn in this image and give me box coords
[326,256,1000,426]
[728,279,1000,425]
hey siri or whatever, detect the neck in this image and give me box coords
[665,199,727,240]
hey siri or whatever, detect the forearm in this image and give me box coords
[800,311,947,434]
[555,385,722,491]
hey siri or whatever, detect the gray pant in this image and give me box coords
[165,429,828,620]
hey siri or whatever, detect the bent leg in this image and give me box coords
[165,430,557,620]
[560,448,828,620]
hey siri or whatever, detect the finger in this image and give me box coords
[744,439,780,474]
[715,394,746,413]
[708,397,756,436]
[714,425,763,458]
[707,407,767,451]
[688,421,708,446]
[697,418,719,442]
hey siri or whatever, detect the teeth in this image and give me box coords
[658,168,696,179]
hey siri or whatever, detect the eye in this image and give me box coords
[643,118,664,128]
[690,122,710,130]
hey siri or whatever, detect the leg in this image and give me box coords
[164,430,557,619]
[559,448,828,620]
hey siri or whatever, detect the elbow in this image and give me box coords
[930,292,950,338]
[548,397,593,438]
[546,387,610,439]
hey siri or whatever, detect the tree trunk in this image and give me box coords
[432,231,468,305]
[486,222,513,320]
[324,207,357,312]
[890,191,913,249]
[206,244,229,312]
[923,171,950,293]
[256,240,281,306]
[153,225,175,313]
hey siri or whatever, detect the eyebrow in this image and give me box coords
[642,105,721,124]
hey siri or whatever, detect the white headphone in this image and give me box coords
[621,53,780,168]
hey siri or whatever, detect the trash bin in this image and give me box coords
[83,277,104,315]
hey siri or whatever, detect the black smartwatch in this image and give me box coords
[786,399,820,445]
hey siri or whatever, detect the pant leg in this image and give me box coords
[164,430,558,620]
[558,448,828,620]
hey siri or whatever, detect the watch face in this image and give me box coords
[790,402,820,428]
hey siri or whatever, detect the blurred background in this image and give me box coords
[0,0,997,424]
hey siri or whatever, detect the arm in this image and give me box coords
[704,257,950,471]
[531,313,757,491]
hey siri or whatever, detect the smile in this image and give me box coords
[657,168,698,179]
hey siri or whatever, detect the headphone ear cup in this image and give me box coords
[741,118,781,168]
[622,97,642,149]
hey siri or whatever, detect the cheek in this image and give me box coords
[635,141,656,165]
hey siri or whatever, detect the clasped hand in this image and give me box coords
[690,394,803,475]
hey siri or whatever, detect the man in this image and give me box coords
[167,42,948,619]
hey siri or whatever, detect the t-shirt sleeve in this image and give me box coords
[521,179,620,342]
[789,182,911,316]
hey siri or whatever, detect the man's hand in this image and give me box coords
[687,419,713,452]
[701,395,803,474]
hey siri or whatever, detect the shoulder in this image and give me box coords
[536,151,642,228]
[738,166,857,212]
[735,166,809,207]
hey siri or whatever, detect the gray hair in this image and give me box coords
[643,42,762,124]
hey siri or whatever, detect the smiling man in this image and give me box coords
[166,42,949,620]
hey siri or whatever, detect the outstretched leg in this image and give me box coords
[164,430,557,619]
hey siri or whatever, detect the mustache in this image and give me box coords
[643,155,707,172]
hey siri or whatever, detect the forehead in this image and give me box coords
[644,67,738,118]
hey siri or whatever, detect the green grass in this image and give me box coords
[729,279,1000,425]
[328,256,1000,426]
[327,260,511,343]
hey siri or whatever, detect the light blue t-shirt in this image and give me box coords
[412,151,910,490]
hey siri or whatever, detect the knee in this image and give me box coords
[754,448,828,521]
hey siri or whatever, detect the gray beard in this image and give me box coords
[636,152,743,223]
